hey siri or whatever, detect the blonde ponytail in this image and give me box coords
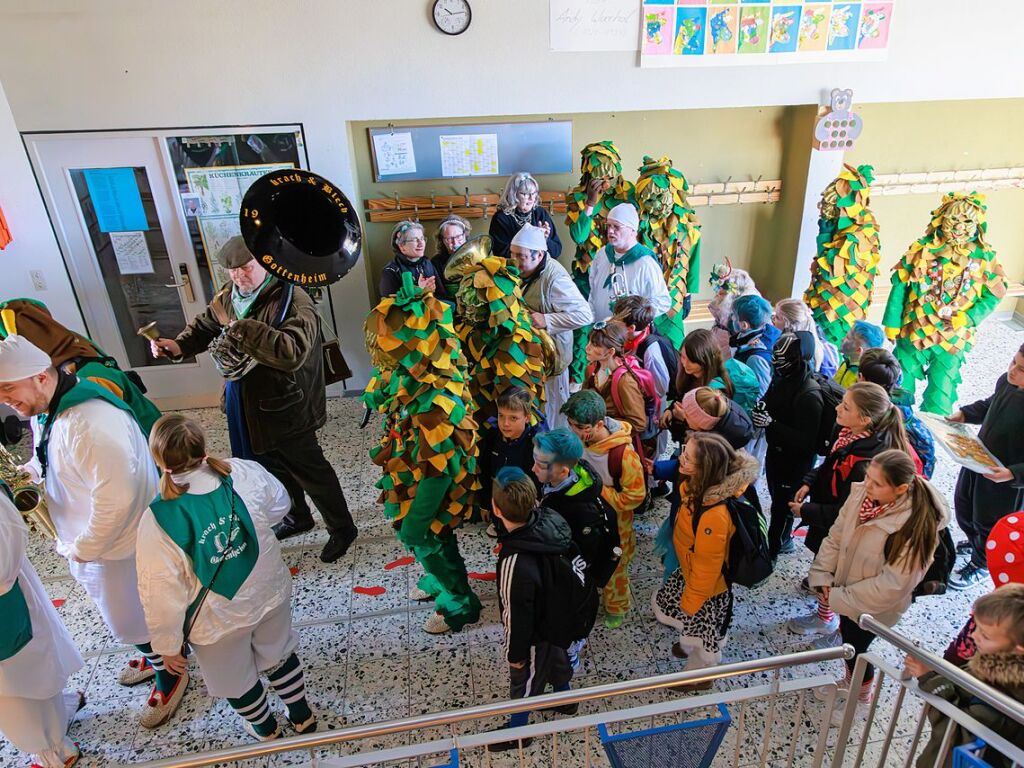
[150,414,232,501]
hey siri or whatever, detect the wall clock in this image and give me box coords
[432,0,471,36]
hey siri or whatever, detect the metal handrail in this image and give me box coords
[135,644,855,768]
[860,613,1024,724]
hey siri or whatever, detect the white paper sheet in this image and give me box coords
[439,133,499,177]
[372,131,417,176]
[109,231,154,275]
[550,0,639,52]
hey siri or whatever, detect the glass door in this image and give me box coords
[27,136,223,408]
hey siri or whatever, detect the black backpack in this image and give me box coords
[695,495,774,589]
[885,527,956,599]
[540,542,600,648]
[586,498,623,589]
[802,372,846,455]
[637,332,679,397]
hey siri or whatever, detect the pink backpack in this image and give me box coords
[609,355,662,446]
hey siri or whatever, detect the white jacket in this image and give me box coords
[588,246,671,323]
[808,480,950,627]
[135,459,292,656]
[0,493,83,699]
[30,398,158,562]
[521,257,593,375]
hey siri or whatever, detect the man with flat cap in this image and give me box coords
[150,236,358,563]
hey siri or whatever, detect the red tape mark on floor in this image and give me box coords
[353,585,387,596]
[51,599,65,608]
[793,529,807,538]
[468,572,496,581]
[289,566,300,576]
[384,555,416,571]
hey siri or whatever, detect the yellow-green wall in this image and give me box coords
[349,98,1023,311]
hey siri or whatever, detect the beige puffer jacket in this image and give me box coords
[808,479,950,626]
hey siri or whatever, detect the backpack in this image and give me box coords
[807,372,846,455]
[609,355,662,444]
[885,526,956,599]
[540,542,601,648]
[607,441,650,514]
[637,332,678,397]
[580,496,623,589]
[693,495,774,589]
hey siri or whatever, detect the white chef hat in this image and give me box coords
[0,335,52,382]
[510,223,548,253]
[607,203,639,231]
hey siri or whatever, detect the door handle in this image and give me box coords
[165,263,196,303]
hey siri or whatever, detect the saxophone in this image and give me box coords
[0,443,56,539]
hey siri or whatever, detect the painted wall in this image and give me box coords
[2,0,1024,387]
[0,81,84,332]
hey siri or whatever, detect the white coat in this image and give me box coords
[0,493,83,699]
[521,257,593,428]
[28,398,158,562]
[588,245,672,324]
[135,459,292,658]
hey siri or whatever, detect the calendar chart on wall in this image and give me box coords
[368,121,573,183]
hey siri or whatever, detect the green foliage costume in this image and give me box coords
[882,192,1008,415]
[635,155,701,349]
[362,273,481,630]
[565,141,636,382]
[443,237,546,422]
[804,164,881,348]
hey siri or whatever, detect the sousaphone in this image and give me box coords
[240,169,362,287]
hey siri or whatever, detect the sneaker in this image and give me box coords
[290,714,318,734]
[778,538,796,555]
[485,523,498,538]
[948,562,989,591]
[671,641,688,659]
[604,613,625,630]
[810,629,842,650]
[955,540,974,556]
[409,585,433,601]
[423,612,452,634]
[273,515,315,541]
[31,743,80,768]
[320,527,358,563]
[546,702,580,716]
[567,638,586,673]
[243,719,282,741]
[650,482,672,499]
[787,612,839,636]
[670,679,714,693]
[117,656,156,686]
[139,670,189,729]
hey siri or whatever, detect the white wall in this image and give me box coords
[1,0,1023,386]
[0,80,84,332]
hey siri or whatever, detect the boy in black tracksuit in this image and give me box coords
[478,387,542,531]
[491,466,579,753]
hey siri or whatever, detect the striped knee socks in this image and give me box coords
[228,680,279,738]
[266,653,313,726]
[816,595,835,624]
[135,643,178,696]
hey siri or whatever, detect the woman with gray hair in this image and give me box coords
[379,219,448,299]
[489,172,562,259]
[431,213,472,295]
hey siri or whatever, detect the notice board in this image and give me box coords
[368,120,573,183]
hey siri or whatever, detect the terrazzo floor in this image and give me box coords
[5,320,1022,767]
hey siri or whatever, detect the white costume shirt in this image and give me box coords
[0,494,83,699]
[135,459,292,657]
[29,399,158,562]
[587,245,671,324]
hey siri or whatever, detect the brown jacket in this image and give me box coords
[586,365,647,437]
[175,280,325,454]
[808,479,950,626]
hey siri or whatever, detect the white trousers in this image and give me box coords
[70,557,150,645]
[543,370,570,430]
[191,599,297,698]
[0,690,79,767]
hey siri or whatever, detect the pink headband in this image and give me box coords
[681,389,721,432]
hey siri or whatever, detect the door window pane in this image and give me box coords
[69,167,194,368]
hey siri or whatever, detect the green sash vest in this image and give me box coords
[150,475,260,603]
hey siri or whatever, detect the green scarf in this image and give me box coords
[603,243,658,289]
[231,275,273,319]
[150,475,260,602]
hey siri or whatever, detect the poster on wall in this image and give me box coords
[184,163,295,287]
[439,134,499,177]
[550,0,640,51]
[641,1,894,67]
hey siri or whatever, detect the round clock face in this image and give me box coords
[432,0,471,35]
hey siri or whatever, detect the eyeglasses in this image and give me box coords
[441,236,464,244]
[401,237,426,245]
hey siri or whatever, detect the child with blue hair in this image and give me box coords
[835,320,886,388]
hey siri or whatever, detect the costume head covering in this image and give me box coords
[681,389,721,431]
[0,335,52,382]
[0,298,100,367]
[510,224,548,253]
[771,332,804,379]
[216,236,255,269]
[986,512,1024,587]
[607,203,639,232]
